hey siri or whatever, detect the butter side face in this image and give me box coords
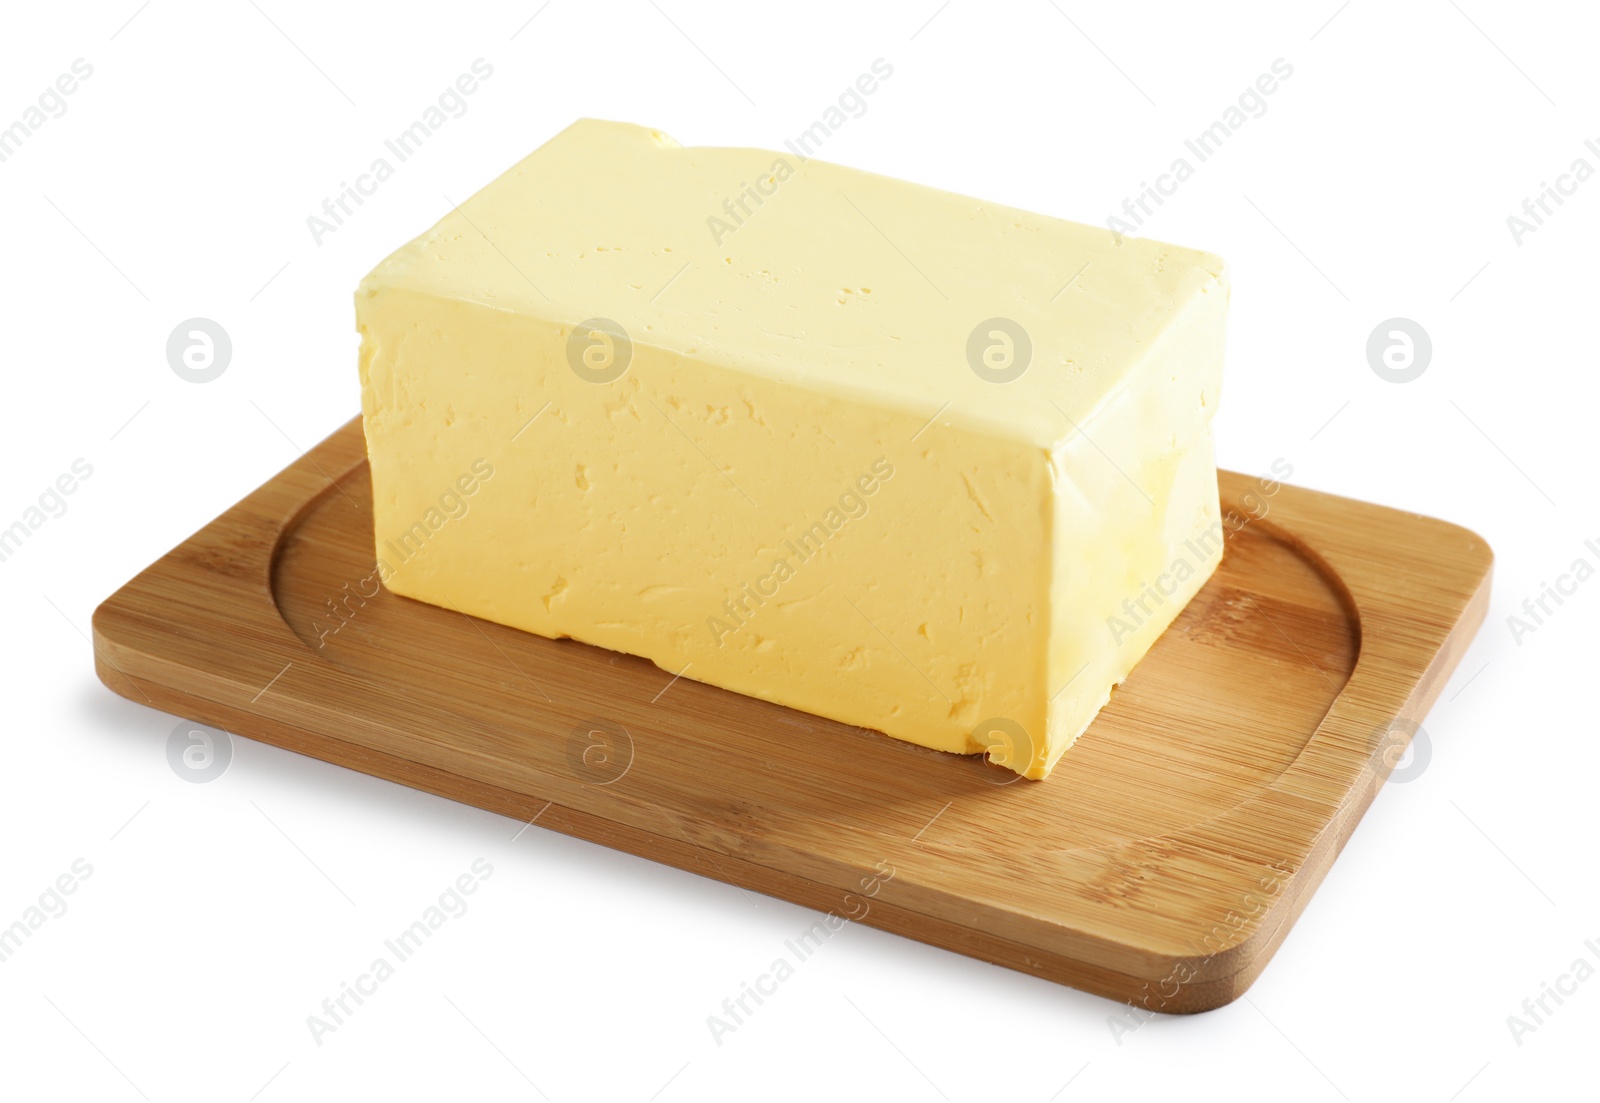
[1043,288,1226,777]
[357,119,1227,778]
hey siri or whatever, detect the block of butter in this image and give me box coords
[357,119,1227,779]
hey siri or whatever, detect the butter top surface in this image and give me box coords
[361,118,1226,447]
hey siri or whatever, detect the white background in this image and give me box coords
[2,1,1596,1100]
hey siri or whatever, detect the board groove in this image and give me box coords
[92,417,1491,1012]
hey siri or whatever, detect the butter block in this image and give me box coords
[357,119,1228,778]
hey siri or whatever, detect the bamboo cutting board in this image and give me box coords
[92,417,1491,1012]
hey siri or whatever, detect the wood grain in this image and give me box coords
[92,417,1491,1012]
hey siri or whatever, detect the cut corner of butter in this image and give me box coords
[356,117,1229,782]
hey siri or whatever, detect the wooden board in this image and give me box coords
[92,417,1491,1012]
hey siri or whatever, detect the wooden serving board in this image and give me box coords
[93,417,1491,1012]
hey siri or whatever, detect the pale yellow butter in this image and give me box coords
[357,119,1227,778]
